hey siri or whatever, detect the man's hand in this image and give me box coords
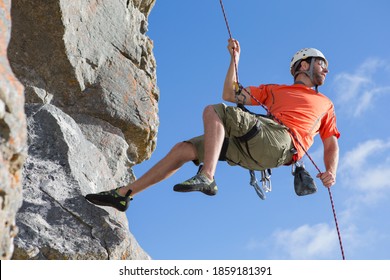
[316,171,336,188]
[319,136,339,188]
[227,38,240,62]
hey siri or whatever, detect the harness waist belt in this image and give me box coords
[237,121,261,142]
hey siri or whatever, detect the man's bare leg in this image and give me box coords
[118,105,224,197]
[198,105,225,180]
[117,141,197,196]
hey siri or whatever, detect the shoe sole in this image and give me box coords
[85,194,129,212]
[173,185,217,196]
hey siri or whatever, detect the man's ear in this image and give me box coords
[300,60,310,71]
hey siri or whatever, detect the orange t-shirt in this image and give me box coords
[249,84,340,160]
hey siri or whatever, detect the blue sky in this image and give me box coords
[129,0,390,260]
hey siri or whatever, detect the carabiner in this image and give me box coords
[261,169,272,193]
[249,170,266,200]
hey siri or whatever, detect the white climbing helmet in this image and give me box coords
[290,48,328,75]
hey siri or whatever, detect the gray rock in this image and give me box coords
[8,0,159,164]
[0,0,27,260]
[71,113,136,188]
[3,0,157,260]
[13,104,149,260]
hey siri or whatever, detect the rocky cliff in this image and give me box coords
[0,0,27,260]
[1,0,158,260]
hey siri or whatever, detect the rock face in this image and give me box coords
[9,0,159,164]
[4,0,158,259]
[0,0,27,260]
[12,104,148,259]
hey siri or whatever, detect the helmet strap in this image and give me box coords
[308,59,319,92]
[293,58,320,92]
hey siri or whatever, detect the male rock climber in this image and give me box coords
[85,38,340,212]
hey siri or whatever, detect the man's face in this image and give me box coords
[313,58,329,86]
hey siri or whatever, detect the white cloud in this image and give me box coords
[271,223,337,259]
[247,223,340,259]
[246,220,384,260]
[333,58,390,117]
[341,139,390,171]
[339,138,390,194]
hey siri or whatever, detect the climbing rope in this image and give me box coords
[218,0,239,84]
[218,0,345,260]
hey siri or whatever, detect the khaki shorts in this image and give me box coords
[187,103,295,171]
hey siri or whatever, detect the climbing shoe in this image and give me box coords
[85,188,132,212]
[173,167,218,196]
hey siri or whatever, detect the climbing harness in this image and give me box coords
[217,0,346,260]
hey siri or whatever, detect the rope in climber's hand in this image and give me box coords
[317,170,336,188]
[227,38,240,62]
